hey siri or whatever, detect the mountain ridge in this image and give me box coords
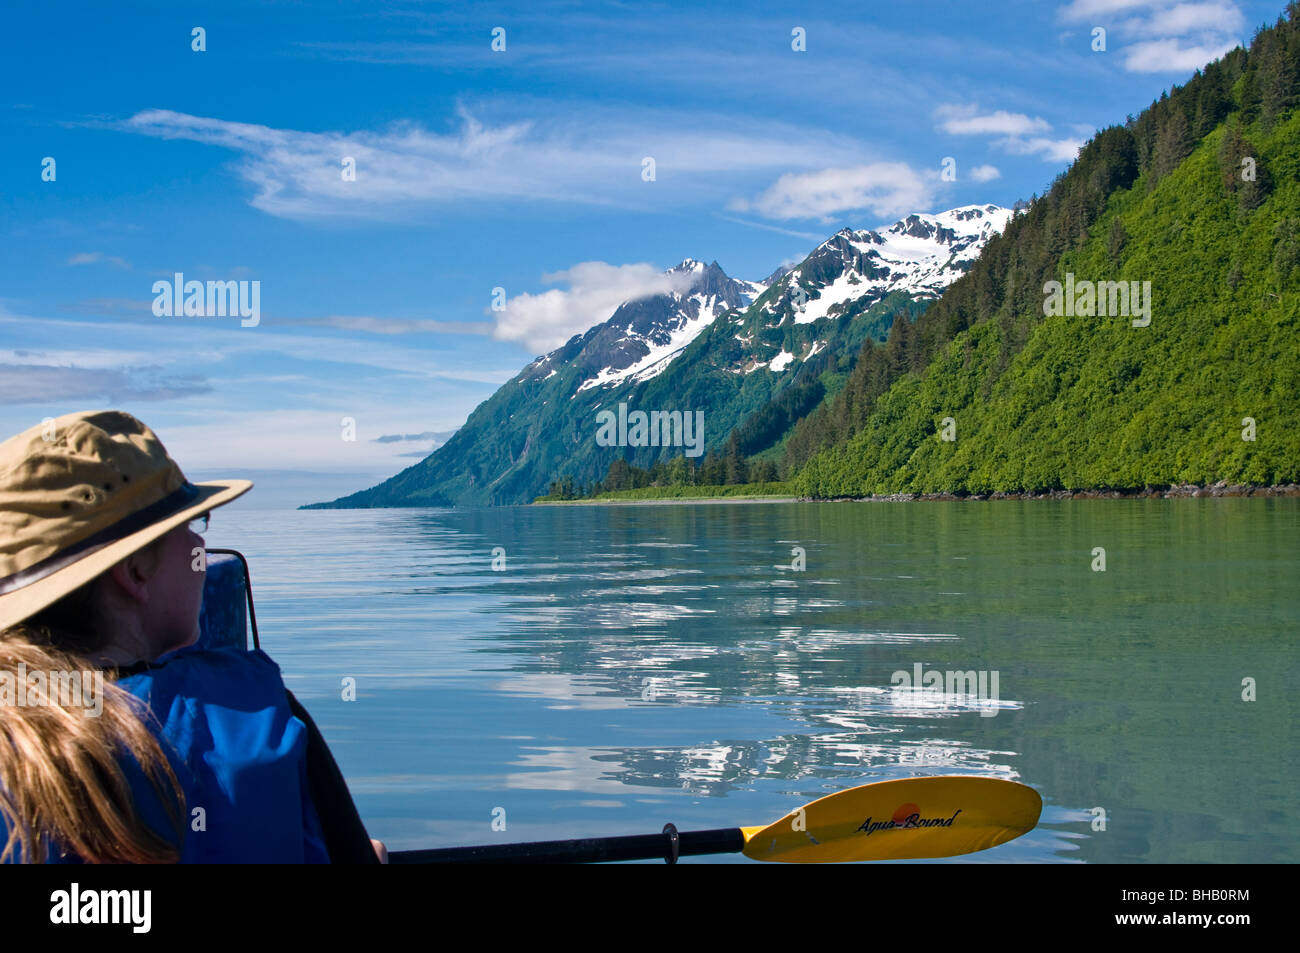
[303,203,1013,508]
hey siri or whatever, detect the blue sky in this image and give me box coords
[0,0,1283,501]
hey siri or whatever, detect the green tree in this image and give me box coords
[1153,107,1194,183]
[1107,217,1129,264]
[1273,219,1300,289]
[604,457,632,491]
[547,474,576,500]
[724,436,748,484]
[666,454,689,486]
[1219,122,1274,215]
[698,451,726,486]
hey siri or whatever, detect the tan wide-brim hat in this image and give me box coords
[0,410,252,632]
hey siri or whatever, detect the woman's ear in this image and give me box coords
[106,533,169,604]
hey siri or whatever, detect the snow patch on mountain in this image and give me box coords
[576,289,738,391]
[527,204,1010,396]
[566,259,766,394]
[780,204,1013,327]
[769,349,795,372]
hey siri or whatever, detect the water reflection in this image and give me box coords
[202,499,1300,863]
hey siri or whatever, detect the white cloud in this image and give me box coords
[1131,1,1244,35]
[1060,0,1244,73]
[1123,36,1242,71]
[934,105,1051,137]
[728,163,933,224]
[936,104,1079,164]
[970,164,1002,183]
[1061,0,1160,19]
[492,262,696,355]
[115,106,873,221]
[997,136,1085,161]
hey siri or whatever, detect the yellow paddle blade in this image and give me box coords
[741,776,1042,863]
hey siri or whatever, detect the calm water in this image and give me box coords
[203,499,1299,863]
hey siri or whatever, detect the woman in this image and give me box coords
[0,410,383,863]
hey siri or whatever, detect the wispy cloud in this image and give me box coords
[292,316,494,335]
[116,407,452,471]
[1130,1,1244,34]
[1122,35,1242,71]
[935,105,1051,137]
[374,428,459,457]
[997,136,1084,161]
[113,105,873,221]
[285,20,926,112]
[493,262,696,355]
[714,214,824,241]
[0,310,517,386]
[67,297,154,316]
[67,251,131,269]
[0,363,210,405]
[1060,0,1244,73]
[1061,0,1159,15]
[970,164,1002,183]
[728,163,935,223]
[935,104,1083,163]
[373,430,458,444]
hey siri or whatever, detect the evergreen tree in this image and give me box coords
[784,4,1300,500]
[698,452,726,486]
[724,436,748,484]
[547,474,577,500]
[1259,27,1298,128]
[1273,219,1300,289]
[1219,121,1274,214]
[751,460,778,483]
[1107,217,1129,264]
[666,455,689,486]
[1238,66,1263,125]
[604,457,632,492]
[1153,107,1194,183]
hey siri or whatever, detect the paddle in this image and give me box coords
[388,775,1042,864]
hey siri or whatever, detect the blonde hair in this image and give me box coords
[0,541,186,864]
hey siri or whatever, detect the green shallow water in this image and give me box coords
[203,498,1299,863]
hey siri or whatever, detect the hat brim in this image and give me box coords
[0,479,252,633]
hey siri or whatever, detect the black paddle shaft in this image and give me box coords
[389,827,745,864]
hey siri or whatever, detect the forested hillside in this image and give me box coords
[794,9,1300,496]
[568,7,1300,502]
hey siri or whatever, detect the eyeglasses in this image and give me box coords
[188,513,210,534]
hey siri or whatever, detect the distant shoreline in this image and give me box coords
[535,482,1300,505]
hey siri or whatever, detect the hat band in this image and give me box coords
[0,482,203,598]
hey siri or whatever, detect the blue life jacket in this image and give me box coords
[1,645,330,863]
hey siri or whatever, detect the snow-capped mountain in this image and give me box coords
[307,203,1013,508]
[544,204,1013,393]
[750,204,1014,327]
[517,259,765,394]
